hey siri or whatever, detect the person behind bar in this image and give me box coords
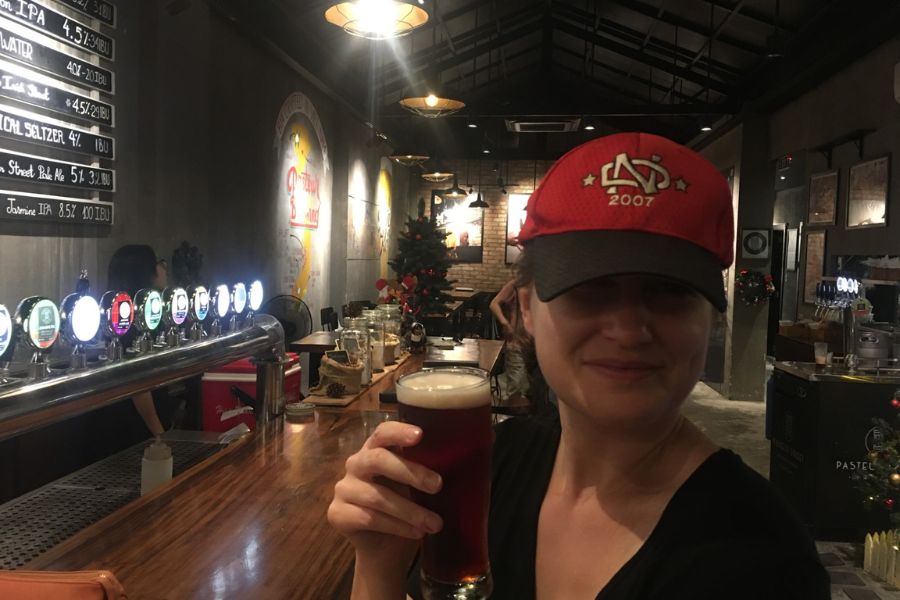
[328,133,829,599]
[106,244,176,437]
[489,278,531,409]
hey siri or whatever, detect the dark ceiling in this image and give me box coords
[209,0,900,160]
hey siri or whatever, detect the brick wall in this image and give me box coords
[415,159,554,293]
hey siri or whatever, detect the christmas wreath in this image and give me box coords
[735,269,776,306]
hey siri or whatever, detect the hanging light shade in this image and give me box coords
[469,191,489,208]
[389,153,429,167]
[421,166,453,183]
[400,93,465,118]
[324,0,429,40]
[444,173,467,199]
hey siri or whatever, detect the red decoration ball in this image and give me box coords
[891,398,900,408]
[885,498,895,510]
[422,289,429,296]
[416,234,422,240]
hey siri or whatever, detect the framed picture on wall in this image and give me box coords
[808,170,837,225]
[847,155,890,229]
[505,193,529,264]
[802,230,826,305]
[431,190,484,263]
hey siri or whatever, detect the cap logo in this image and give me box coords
[599,152,671,194]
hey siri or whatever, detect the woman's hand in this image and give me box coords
[328,421,443,572]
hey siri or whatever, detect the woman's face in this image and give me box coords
[519,274,714,428]
[154,259,168,289]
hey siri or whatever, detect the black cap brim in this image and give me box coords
[529,230,727,312]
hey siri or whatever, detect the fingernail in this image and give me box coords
[427,474,442,492]
[409,428,422,442]
[427,517,442,534]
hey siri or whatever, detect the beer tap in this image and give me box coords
[245,280,264,327]
[14,296,61,381]
[59,278,101,371]
[99,291,133,361]
[0,303,14,384]
[132,288,163,353]
[186,285,210,342]
[162,287,189,347]
[229,283,248,332]
[209,284,230,337]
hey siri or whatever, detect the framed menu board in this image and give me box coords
[0,0,117,228]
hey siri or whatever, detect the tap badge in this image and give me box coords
[0,305,10,356]
[582,152,689,196]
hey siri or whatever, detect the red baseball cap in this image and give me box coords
[518,132,734,311]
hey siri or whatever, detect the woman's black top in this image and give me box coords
[409,416,830,599]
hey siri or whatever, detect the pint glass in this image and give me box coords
[396,367,493,600]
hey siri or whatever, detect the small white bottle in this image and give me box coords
[141,436,173,496]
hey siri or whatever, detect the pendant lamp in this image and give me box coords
[389,153,429,167]
[324,0,429,40]
[443,172,467,199]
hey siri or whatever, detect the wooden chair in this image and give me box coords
[320,307,338,331]
[0,570,127,600]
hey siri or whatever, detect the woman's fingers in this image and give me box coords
[347,422,443,495]
[345,446,442,495]
[333,478,443,536]
[364,421,423,450]
[329,503,426,540]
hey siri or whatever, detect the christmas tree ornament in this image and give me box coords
[884,498,895,510]
[891,398,900,408]
[891,473,900,486]
[869,450,881,461]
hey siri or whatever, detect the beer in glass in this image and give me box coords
[396,367,493,600]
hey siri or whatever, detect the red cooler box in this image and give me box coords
[201,353,302,432]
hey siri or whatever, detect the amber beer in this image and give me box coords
[397,367,493,600]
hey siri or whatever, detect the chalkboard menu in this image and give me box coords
[2,189,112,224]
[0,0,116,227]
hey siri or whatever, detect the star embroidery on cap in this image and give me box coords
[651,155,662,163]
[675,178,689,192]
[582,172,597,187]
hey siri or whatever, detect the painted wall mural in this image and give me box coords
[273,92,332,314]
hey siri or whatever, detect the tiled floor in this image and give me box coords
[687,381,900,599]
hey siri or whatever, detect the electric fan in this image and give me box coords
[259,295,313,342]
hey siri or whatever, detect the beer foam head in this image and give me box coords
[396,369,491,409]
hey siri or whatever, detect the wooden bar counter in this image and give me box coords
[24,338,505,599]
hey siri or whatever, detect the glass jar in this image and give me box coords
[382,313,402,363]
[363,310,385,372]
[342,317,370,385]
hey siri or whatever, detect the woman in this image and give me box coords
[489,278,531,409]
[106,244,172,436]
[328,133,829,599]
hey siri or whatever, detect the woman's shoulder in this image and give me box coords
[672,449,814,541]
[622,449,830,598]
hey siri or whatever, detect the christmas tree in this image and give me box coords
[388,199,453,319]
[853,397,900,527]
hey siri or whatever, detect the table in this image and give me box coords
[288,331,339,354]
[25,410,376,599]
[448,288,479,301]
[22,343,505,598]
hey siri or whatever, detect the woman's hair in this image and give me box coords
[107,245,159,295]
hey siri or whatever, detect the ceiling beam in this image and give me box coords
[552,18,732,94]
[696,0,790,29]
[555,45,703,105]
[554,3,742,82]
[376,3,543,87]
[687,0,746,69]
[377,17,545,97]
[606,0,766,56]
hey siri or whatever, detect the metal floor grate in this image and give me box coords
[0,438,224,569]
